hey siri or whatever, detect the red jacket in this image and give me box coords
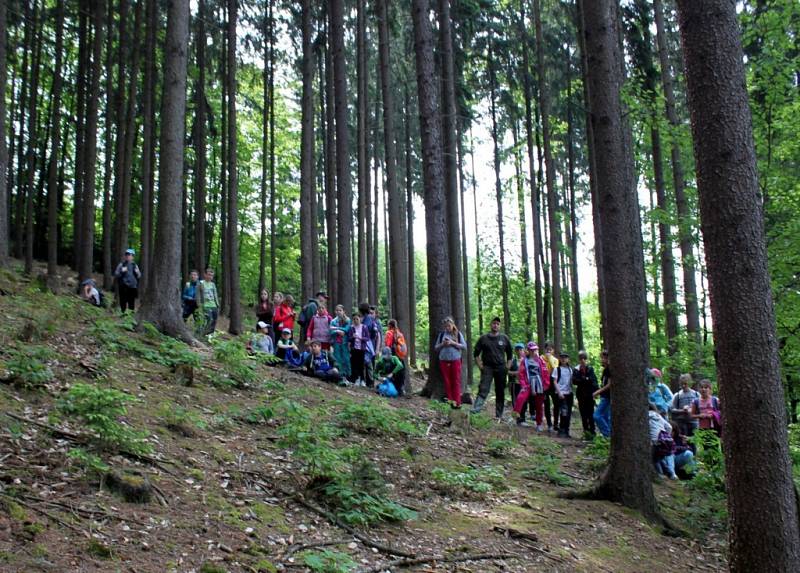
[272,303,295,331]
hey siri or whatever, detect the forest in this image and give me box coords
[1,0,799,571]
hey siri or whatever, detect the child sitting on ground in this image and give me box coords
[249,321,274,355]
[302,340,344,384]
[375,347,405,396]
[276,328,302,366]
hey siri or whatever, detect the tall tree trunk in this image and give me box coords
[438,0,465,333]
[469,126,483,335]
[533,0,562,350]
[226,0,241,334]
[412,0,451,399]
[24,0,42,275]
[102,0,114,290]
[46,0,66,279]
[676,1,800,568]
[534,64,550,339]
[520,0,544,345]
[193,0,207,272]
[457,121,474,394]
[112,0,129,261]
[0,0,7,263]
[330,0,353,312]
[579,0,657,517]
[300,0,315,301]
[512,121,532,339]
[14,0,32,262]
[404,90,417,365]
[73,1,89,270]
[323,37,337,303]
[268,0,276,295]
[140,0,156,287]
[138,0,190,339]
[219,3,229,314]
[565,53,583,351]
[575,0,606,345]
[488,34,511,335]
[356,0,368,304]
[654,0,701,354]
[258,4,269,294]
[78,0,105,284]
[370,98,380,304]
[377,0,409,331]
[382,172,391,310]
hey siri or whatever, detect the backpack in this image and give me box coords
[378,379,398,398]
[692,396,722,433]
[391,329,408,360]
[654,429,675,457]
[299,301,316,328]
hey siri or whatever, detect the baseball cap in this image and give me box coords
[514,342,525,350]
[257,321,268,330]
[282,328,292,334]
[527,342,539,351]
[125,248,135,255]
[491,316,501,323]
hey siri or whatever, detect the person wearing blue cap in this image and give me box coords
[114,248,142,313]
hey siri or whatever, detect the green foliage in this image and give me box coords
[3,345,54,388]
[789,424,800,486]
[210,337,259,388]
[58,383,152,454]
[92,318,201,369]
[522,452,572,486]
[582,435,610,472]
[485,437,516,458]
[300,550,356,573]
[158,403,207,435]
[320,480,417,527]
[243,405,275,425]
[335,399,422,437]
[430,465,504,496]
[427,399,451,417]
[67,447,110,476]
[689,430,726,494]
[468,412,493,431]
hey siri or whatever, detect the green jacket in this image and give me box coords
[376,355,404,377]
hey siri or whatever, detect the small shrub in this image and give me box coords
[522,453,572,486]
[469,412,493,431]
[689,430,725,494]
[431,465,504,496]
[336,399,422,437]
[67,447,110,476]
[582,434,610,472]
[158,403,207,436]
[58,383,152,454]
[320,480,417,526]
[485,438,516,458]
[428,400,451,416]
[210,337,258,387]
[4,345,54,388]
[244,405,275,425]
[300,550,356,573]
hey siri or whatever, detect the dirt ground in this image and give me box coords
[0,263,727,573]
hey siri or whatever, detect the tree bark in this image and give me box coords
[268,0,276,295]
[226,0,241,334]
[330,0,353,312]
[469,126,483,335]
[356,0,368,304]
[46,0,66,279]
[13,0,32,262]
[512,120,532,340]
[73,1,89,271]
[404,89,417,366]
[533,0,562,350]
[675,1,800,568]
[23,0,43,275]
[102,0,114,290]
[300,0,316,301]
[654,0,701,352]
[137,0,190,340]
[580,0,657,518]
[323,34,337,304]
[140,0,157,286]
[259,3,270,294]
[412,0,451,398]
[565,50,583,351]
[377,0,409,332]
[456,120,474,394]
[111,0,129,261]
[438,0,465,334]
[77,0,105,284]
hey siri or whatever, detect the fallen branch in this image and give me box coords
[0,493,89,538]
[358,552,516,573]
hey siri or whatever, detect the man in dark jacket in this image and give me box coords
[573,350,599,437]
[114,248,142,313]
[472,317,512,417]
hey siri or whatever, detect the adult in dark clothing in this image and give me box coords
[471,316,513,417]
[114,248,142,313]
[574,350,599,437]
[592,350,612,437]
[255,289,274,327]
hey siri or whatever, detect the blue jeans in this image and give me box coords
[655,454,676,476]
[674,450,694,472]
[204,308,219,335]
[594,396,611,437]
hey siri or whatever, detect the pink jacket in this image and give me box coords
[306,313,332,343]
[518,355,550,393]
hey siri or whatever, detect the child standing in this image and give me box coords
[306,305,332,350]
[349,313,371,386]
[198,268,220,335]
[552,352,575,438]
[513,342,549,430]
[434,317,467,407]
[182,270,200,321]
[114,248,142,313]
[330,305,352,380]
[574,350,599,438]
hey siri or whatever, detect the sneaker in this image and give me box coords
[470,396,485,414]
[536,424,544,432]
[669,473,679,480]
[517,421,531,428]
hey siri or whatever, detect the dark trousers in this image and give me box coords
[204,308,219,335]
[478,366,508,417]
[350,349,366,382]
[182,300,197,321]
[119,284,137,313]
[392,369,405,396]
[544,385,559,429]
[577,393,596,435]
[557,393,574,436]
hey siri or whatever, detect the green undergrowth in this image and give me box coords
[430,464,505,497]
[1,344,55,388]
[335,398,423,437]
[301,549,357,573]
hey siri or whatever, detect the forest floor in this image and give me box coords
[0,262,728,573]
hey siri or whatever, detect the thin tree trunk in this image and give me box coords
[648,184,663,353]
[356,0,368,304]
[102,0,114,290]
[258,5,269,294]
[72,1,89,271]
[469,125,483,335]
[23,0,42,275]
[226,0,241,334]
[520,0,544,345]
[404,87,417,366]
[579,0,657,518]
[512,121,532,340]
[382,172,391,311]
[377,0,409,332]
[370,98,380,304]
[140,0,156,286]
[654,0,700,353]
[14,0,32,262]
[533,0,562,350]
[457,120,474,395]
[78,0,105,284]
[137,0,190,339]
[219,4,229,313]
[300,0,315,301]
[330,0,353,312]
[193,0,206,272]
[268,0,276,295]
[112,0,129,261]
[534,77,550,339]
[412,0,451,399]
[0,0,7,263]
[46,0,66,279]
[438,0,464,334]
[676,1,800,568]
[323,37,337,303]
[488,34,511,336]
[565,53,583,351]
